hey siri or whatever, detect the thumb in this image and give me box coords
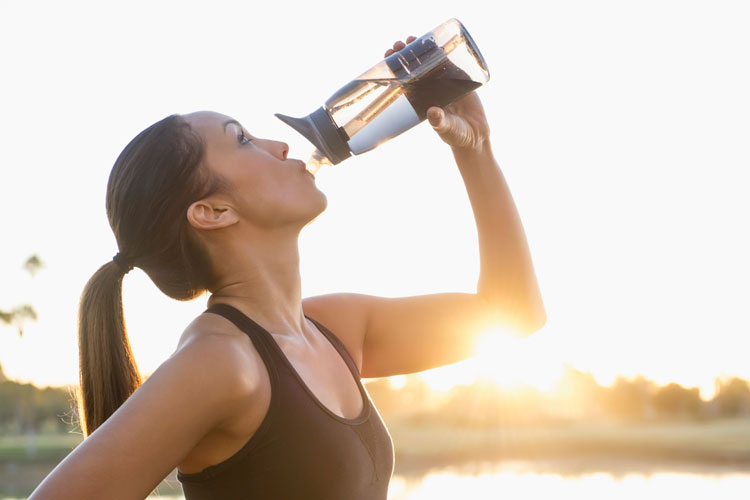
[427,106,471,147]
[427,107,445,130]
[427,106,461,140]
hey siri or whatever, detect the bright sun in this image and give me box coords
[412,326,564,393]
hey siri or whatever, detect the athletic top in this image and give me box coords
[177,303,395,499]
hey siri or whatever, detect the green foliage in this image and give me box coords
[714,377,750,417]
[653,383,702,418]
[22,255,45,277]
[0,380,76,435]
[1,254,43,337]
[0,304,38,337]
[366,368,750,427]
[598,376,656,420]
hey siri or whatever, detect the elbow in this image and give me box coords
[517,291,547,337]
[479,291,547,338]
[517,306,547,337]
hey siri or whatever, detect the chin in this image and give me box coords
[301,193,327,228]
[313,188,328,211]
[313,193,328,217]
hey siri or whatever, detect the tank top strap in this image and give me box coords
[305,315,363,380]
[204,303,280,365]
[205,303,363,382]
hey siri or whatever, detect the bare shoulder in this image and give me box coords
[174,311,274,427]
[28,312,262,500]
[174,311,267,396]
[177,308,250,350]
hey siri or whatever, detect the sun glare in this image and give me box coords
[413,327,565,394]
[388,375,408,390]
[473,327,564,392]
[418,359,477,392]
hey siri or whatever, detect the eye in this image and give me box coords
[237,130,251,145]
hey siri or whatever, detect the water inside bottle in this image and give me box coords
[306,148,333,175]
[312,57,483,165]
[329,58,482,147]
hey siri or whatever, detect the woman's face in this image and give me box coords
[183,111,327,231]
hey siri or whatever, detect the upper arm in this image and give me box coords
[303,292,371,373]
[303,293,512,378]
[304,291,543,379]
[29,335,255,500]
[359,292,501,377]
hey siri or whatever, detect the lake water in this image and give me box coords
[4,460,748,499]
[385,460,750,499]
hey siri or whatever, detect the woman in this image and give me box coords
[29,37,545,499]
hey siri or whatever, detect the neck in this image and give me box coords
[206,226,306,336]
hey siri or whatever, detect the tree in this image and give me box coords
[599,376,656,420]
[713,377,750,417]
[22,254,45,277]
[652,382,702,419]
[0,254,43,337]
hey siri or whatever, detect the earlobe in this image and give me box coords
[187,200,239,231]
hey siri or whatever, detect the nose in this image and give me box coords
[256,138,290,160]
[277,141,289,160]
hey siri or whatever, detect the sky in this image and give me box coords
[1,0,748,399]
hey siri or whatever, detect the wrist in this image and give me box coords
[451,139,494,164]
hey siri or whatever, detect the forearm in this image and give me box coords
[452,142,546,334]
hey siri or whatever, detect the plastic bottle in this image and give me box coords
[275,18,490,174]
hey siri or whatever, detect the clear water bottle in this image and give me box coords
[275,18,490,174]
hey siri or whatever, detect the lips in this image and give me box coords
[296,160,315,178]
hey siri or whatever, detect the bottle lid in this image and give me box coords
[274,107,352,165]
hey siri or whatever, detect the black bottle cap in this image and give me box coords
[274,107,352,165]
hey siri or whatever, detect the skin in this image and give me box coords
[29,37,545,499]
[183,109,328,338]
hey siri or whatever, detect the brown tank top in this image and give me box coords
[177,303,394,499]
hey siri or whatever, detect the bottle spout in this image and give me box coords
[274,113,315,140]
[274,108,352,165]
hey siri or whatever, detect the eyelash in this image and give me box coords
[237,130,251,145]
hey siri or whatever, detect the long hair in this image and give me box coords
[77,114,226,437]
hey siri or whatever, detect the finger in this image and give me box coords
[427,107,474,148]
[386,37,416,58]
[426,107,445,129]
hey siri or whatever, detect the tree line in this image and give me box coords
[0,365,748,435]
[365,367,750,427]
[0,371,76,434]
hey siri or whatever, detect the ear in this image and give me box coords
[186,198,239,231]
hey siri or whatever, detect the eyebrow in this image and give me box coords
[222,119,242,133]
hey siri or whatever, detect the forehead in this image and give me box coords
[182,111,239,140]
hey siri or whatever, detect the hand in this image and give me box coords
[385,37,491,153]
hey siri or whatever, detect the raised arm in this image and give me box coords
[302,38,545,379]
[28,333,257,500]
[431,92,547,330]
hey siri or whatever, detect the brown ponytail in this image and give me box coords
[77,114,227,437]
[77,261,141,436]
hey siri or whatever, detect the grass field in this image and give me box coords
[2,418,749,467]
[2,420,749,497]
[0,432,82,463]
[387,417,750,473]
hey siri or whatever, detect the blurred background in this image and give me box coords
[1,0,748,498]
